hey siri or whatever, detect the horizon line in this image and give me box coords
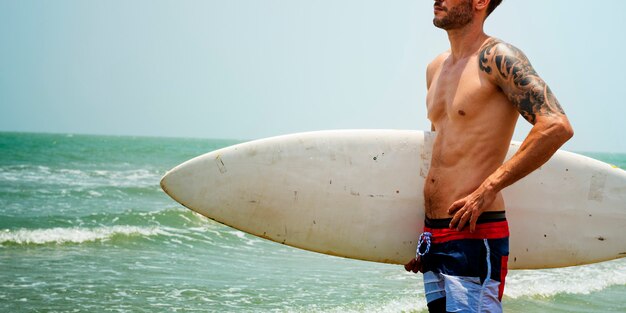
[1,129,626,155]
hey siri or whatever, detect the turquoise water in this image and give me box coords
[1,132,625,312]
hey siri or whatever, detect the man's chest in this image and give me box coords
[426,58,494,123]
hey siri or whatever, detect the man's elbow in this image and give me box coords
[538,115,574,144]
[554,116,574,143]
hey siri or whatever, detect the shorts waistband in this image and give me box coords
[423,211,509,243]
[425,211,506,229]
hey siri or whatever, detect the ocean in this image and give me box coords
[1,132,625,312]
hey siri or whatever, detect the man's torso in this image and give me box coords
[424,37,519,219]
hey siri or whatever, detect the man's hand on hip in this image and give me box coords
[447,185,497,232]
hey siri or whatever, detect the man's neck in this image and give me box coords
[446,20,489,62]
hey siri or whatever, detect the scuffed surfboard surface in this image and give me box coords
[161,130,626,269]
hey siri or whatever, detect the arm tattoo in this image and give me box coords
[479,39,565,124]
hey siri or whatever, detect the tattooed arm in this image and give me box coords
[448,39,574,231]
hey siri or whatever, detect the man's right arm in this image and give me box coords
[404,53,449,270]
[425,52,448,133]
[426,52,448,90]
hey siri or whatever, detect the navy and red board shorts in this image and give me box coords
[421,211,509,313]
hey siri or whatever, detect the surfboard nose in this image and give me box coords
[160,169,177,203]
[160,165,190,207]
[160,171,171,196]
[160,152,222,211]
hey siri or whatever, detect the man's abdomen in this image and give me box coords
[424,165,506,219]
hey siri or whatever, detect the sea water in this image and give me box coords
[1,132,625,312]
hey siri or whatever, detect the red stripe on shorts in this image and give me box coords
[499,255,509,300]
[424,220,509,244]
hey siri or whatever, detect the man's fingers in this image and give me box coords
[412,258,422,273]
[449,211,459,229]
[449,208,465,229]
[404,258,422,273]
[404,258,415,272]
[447,199,465,215]
[456,210,472,231]
[469,209,480,233]
[448,199,468,229]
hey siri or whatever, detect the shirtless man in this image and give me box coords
[404,0,574,312]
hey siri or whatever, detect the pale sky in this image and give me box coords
[1,1,625,153]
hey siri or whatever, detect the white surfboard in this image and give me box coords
[160,130,626,269]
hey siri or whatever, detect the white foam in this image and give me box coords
[226,230,264,246]
[505,259,626,298]
[0,165,161,188]
[283,296,427,313]
[0,226,165,245]
[58,169,83,175]
[229,230,247,239]
[37,166,51,173]
[87,190,103,197]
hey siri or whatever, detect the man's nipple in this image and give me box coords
[458,110,466,116]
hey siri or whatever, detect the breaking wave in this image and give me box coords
[0,225,165,245]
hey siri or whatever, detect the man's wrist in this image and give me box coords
[481,178,500,194]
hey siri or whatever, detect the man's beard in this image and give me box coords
[433,0,474,30]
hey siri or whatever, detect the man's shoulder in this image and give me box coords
[426,51,450,87]
[485,37,525,49]
[478,37,531,72]
[428,51,450,72]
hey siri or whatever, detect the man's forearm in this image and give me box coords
[481,117,574,194]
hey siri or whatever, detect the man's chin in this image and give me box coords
[433,19,447,29]
[433,18,469,30]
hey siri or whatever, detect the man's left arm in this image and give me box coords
[448,40,574,232]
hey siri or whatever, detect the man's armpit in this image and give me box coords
[478,39,565,124]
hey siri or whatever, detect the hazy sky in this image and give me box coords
[1,1,625,152]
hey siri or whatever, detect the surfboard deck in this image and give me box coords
[160,130,626,269]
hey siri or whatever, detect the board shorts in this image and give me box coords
[420,211,509,313]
